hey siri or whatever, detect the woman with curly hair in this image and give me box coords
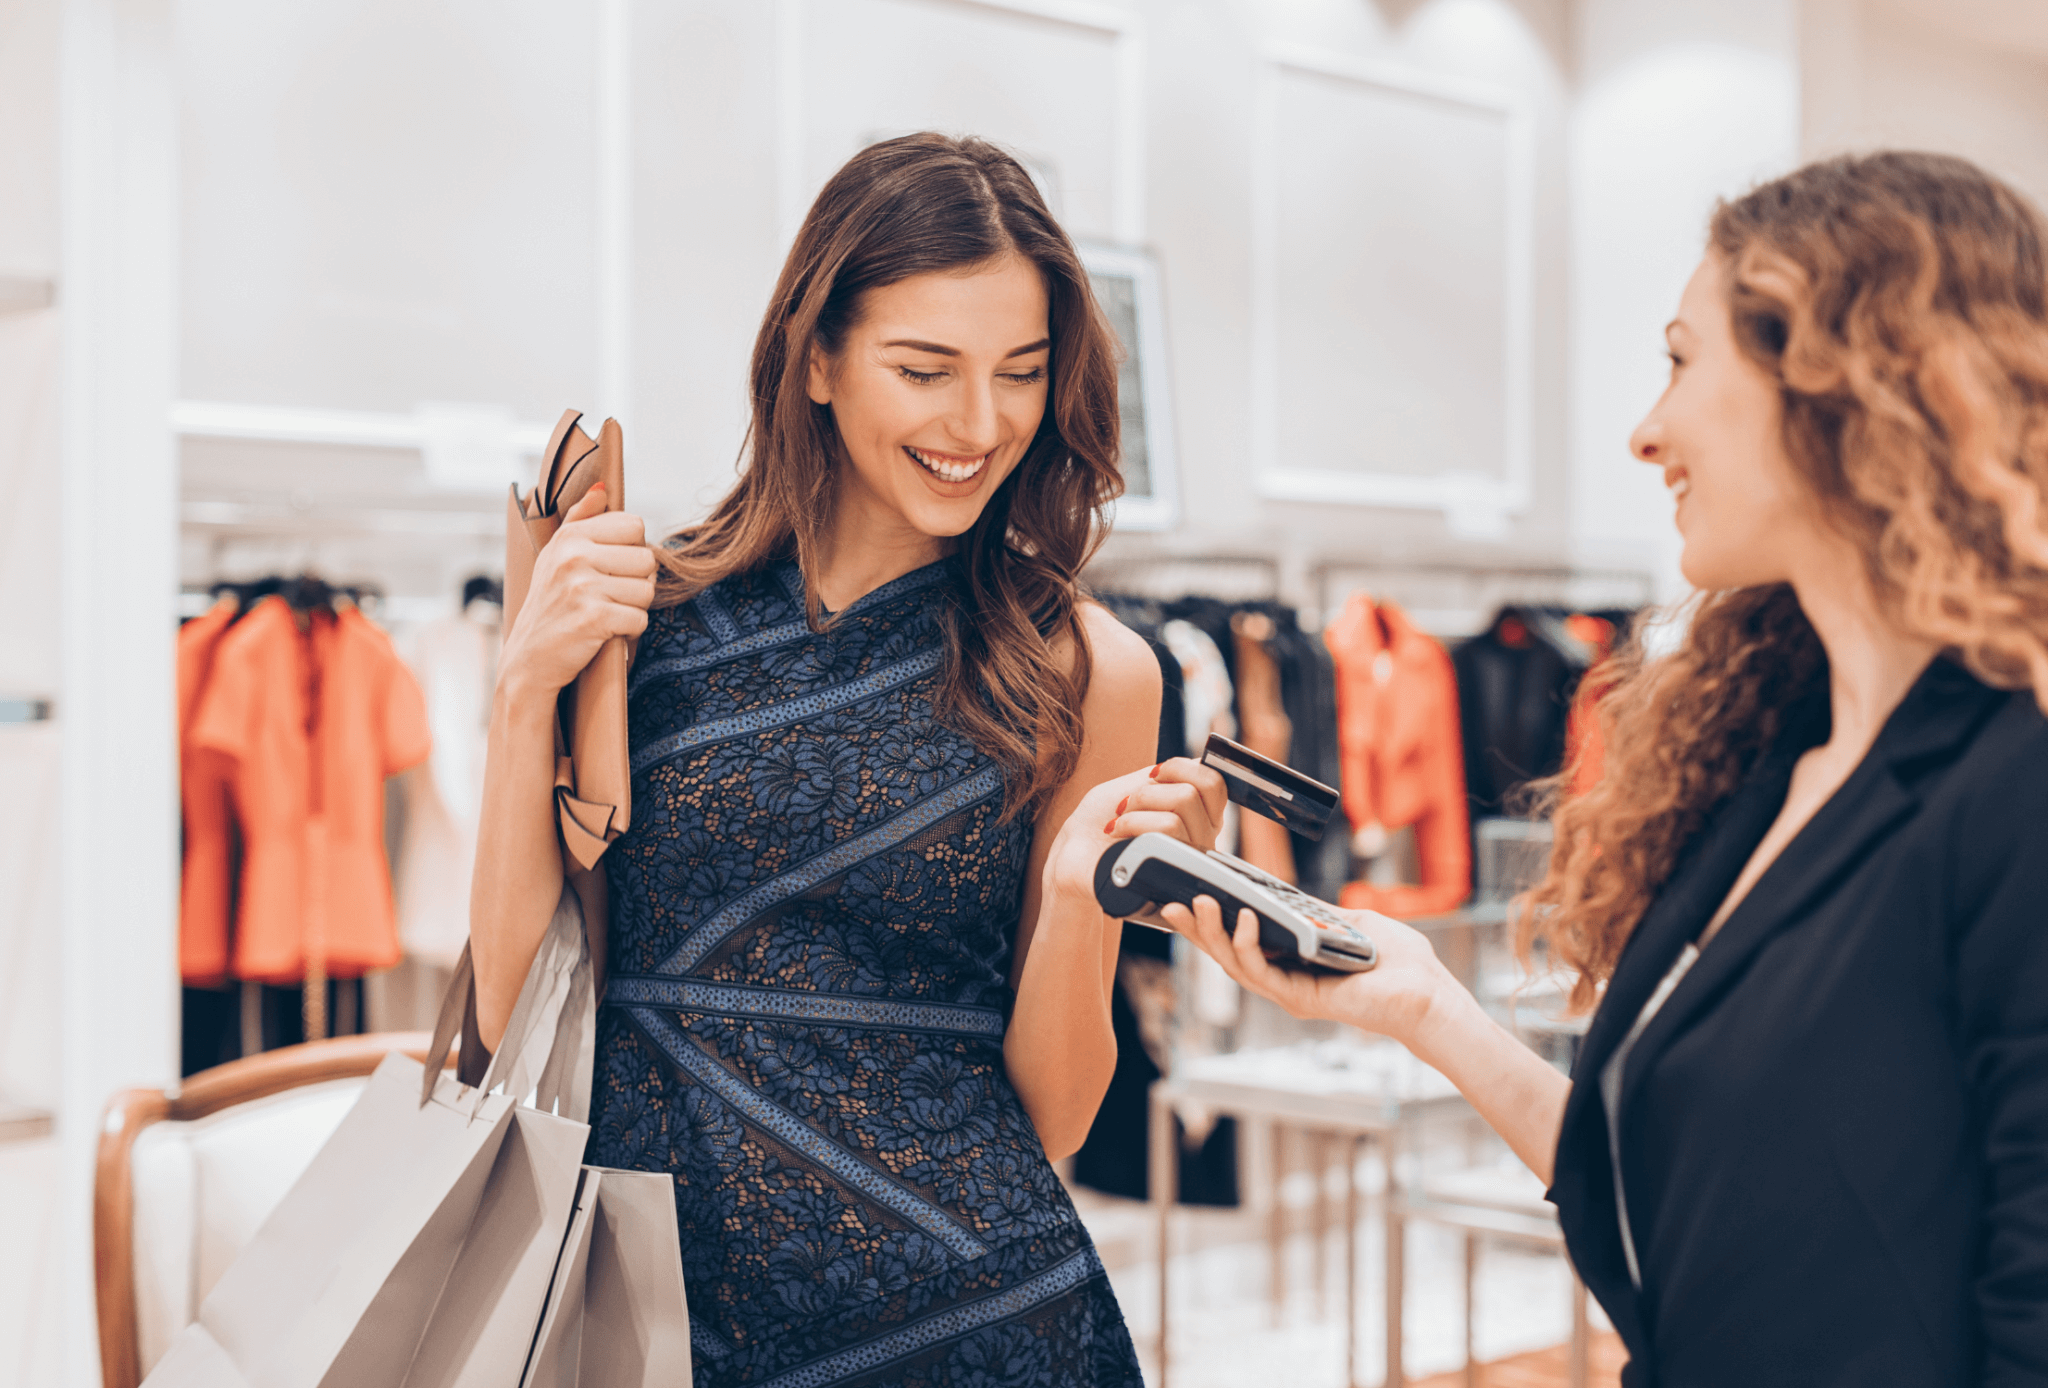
[468,134,1224,1386]
[1173,151,2048,1385]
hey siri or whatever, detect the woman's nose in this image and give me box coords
[1630,412,1663,465]
[949,381,999,452]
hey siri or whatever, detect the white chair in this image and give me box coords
[94,1032,437,1388]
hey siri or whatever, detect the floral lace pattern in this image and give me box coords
[589,559,1141,1387]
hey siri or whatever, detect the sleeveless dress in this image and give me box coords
[586,556,1143,1388]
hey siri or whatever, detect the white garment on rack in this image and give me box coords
[1160,619,1242,1026]
[390,605,498,968]
[1161,619,1236,757]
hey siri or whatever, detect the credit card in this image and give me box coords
[1200,733,1341,841]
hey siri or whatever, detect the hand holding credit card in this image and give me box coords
[1091,735,1376,974]
[1198,733,1342,840]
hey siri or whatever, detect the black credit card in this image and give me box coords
[1200,733,1341,841]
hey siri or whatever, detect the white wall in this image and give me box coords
[0,5,67,1382]
[1566,0,1802,601]
[168,0,1586,625]
[1803,0,2048,212]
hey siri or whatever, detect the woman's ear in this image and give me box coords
[806,347,834,406]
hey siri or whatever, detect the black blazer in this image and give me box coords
[1551,659,2048,1386]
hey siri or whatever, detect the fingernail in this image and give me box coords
[1148,765,1159,779]
[1115,797,1129,816]
[1103,819,1118,835]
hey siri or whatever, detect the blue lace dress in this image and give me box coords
[586,557,1143,1388]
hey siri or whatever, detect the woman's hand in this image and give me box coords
[1161,894,1461,1053]
[498,484,656,698]
[1040,756,1227,908]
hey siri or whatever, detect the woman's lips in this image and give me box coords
[905,446,989,484]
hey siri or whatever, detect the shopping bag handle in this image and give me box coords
[426,885,595,1123]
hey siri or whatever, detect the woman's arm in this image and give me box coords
[1168,896,1570,1185]
[1005,605,1226,1161]
[469,485,654,1050]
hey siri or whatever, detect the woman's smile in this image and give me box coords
[904,444,990,485]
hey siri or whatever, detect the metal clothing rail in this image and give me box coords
[1083,551,1284,604]
[181,498,505,539]
[1311,559,1657,640]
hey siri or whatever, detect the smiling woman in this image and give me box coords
[467,133,1234,1388]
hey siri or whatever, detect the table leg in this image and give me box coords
[1313,1130,1330,1319]
[1462,1232,1478,1388]
[1569,1268,1590,1388]
[1150,1084,1175,1388]
[1271,1123,1290,1326]
[1345,1136,1360,1388]
[1384,1132,1405,1388]
[1248,1117,1283,1329]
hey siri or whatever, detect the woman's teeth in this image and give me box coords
[1672,477,1691,499]
[906,446,987,483]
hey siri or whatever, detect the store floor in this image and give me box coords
[1068,1173,1619,1388]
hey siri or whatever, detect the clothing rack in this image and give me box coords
[1083,552,1282,604]
[1312,560,1656,639]
[182,498,504,539]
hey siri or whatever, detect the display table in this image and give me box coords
[1148,1040,1471,1388]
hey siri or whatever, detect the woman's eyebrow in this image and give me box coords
[880,337,1052,358]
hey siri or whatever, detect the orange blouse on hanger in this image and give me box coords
[189,598,431,984]
[1325,593,1472,917]
[177,599,240,985]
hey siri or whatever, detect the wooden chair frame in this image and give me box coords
[93,1031,438,1388]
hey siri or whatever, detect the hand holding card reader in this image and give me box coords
[1093,735,1377,975]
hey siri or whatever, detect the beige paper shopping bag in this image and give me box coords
[142,1051,523,1388]
[523,1167,692,1388]
[142,887,597,1388]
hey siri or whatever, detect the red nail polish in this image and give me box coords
[1103,819,1117,835]
[1148,765,1159,779]
[1115,797,1129,816]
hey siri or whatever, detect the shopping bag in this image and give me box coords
[141,887,595,1388]
[523,1167,692,1388]
[140,1051,523,1388]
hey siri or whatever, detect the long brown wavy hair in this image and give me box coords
[1522,151,2048,1009]
[652,134,1123,818]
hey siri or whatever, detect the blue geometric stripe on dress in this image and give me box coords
[752,1248,1104,1388]
[628,615,817,698]
[695,583,740,644]
[629,648,945,777]
[656,765,1004,975]
[605,977,1006,1039]
[629,1006,992,1262]
[692,1320,733,1361]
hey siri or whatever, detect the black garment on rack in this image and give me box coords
[1452,606,1594,817]
[179,979,369,1078]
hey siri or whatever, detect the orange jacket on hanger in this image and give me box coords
[189,598,431,984]
[178,599,240,985]
[1564,613,1619,796]
[1325,593,1471,917]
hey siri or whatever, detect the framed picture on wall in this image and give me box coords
[1079,243,1178,531]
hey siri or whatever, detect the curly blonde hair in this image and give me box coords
[1522,151,2048,1010]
